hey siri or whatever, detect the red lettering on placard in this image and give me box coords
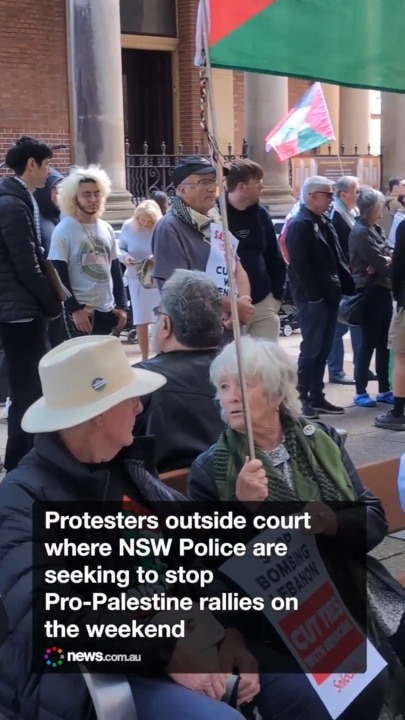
[333,673,356,693]
[279,582,364,674]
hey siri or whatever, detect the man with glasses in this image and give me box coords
[133,269,225,472]
[152,155,253,331]
[286,176,355,419]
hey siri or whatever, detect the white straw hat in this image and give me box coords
[22,335,166,433]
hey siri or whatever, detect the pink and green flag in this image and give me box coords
[197,0,405,92]
[265,82,335,161]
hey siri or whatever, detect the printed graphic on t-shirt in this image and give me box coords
[80,238,111,282]
[49,217,117,311]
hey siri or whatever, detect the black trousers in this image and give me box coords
[0,318,49,471]
[67,309,118,338]
[355,286,393,395]
[0,337,9,404]
[296,300,339,404]
[47,313,69,348]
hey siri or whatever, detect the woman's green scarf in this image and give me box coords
[214,415,357,502]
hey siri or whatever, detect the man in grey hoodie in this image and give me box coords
[34,168,63,256]
[34,168,66,347]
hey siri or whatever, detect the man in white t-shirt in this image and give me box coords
[48,165,127,336]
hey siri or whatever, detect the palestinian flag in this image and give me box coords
[196,0,405,93]
[265,82,335,161]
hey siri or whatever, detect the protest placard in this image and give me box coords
[206,222,239,297]
[220,526,386,719]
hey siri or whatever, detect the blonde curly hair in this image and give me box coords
[57,164,111,218]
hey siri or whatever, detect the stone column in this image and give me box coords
[66,0,134,226]
[244,73,295,215]
[381,92,405,190]
[340,88,371,155]
[319,84,339,155]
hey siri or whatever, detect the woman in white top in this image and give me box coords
[119,200,162,360]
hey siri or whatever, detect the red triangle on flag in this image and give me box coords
[210,0,277,45]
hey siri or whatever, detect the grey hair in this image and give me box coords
[210,336,301,421]
[161,269,223,349]
[335,175,359,196]
[356,186,385,216]
[301,175,334,202]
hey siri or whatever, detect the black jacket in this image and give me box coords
[330,209,352,264]
[0,177,62,322]
[286,206,354,304]
[392,218,405,306]
[224,198,286,304]
[134,350,225,473]
[349,218,391,291]
[0,433,183,720]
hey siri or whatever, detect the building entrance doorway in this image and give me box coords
[122,48,174,154]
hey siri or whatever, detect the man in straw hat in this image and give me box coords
[0,335,344,719]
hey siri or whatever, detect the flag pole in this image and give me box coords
[200,0,256,460]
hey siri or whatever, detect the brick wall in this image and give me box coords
[177,0,207,154]
[0,0,71,175]
[233,72,245,156]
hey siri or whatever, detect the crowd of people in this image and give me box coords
[1,135,405,718]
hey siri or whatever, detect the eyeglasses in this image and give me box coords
[181,178,218,188]
[310,191,334,199]
[153,306,168,319]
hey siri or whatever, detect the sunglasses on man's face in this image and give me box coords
[311,191,334,199]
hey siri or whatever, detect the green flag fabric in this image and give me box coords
[200,0,405,92]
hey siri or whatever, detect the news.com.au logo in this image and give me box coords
[44,645,64,667]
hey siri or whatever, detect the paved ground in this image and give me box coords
[0,331,404,717]
[1,329,403,467]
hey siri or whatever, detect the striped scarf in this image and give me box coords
[170,196,222,244]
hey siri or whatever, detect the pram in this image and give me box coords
[278,281,300,337]
[118,303,137,344]
[279,303,300,337]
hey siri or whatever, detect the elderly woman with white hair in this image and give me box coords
[119,199,162,360]
[349,186,393,408]
[189,336,385,514]
[189,337,405,715]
